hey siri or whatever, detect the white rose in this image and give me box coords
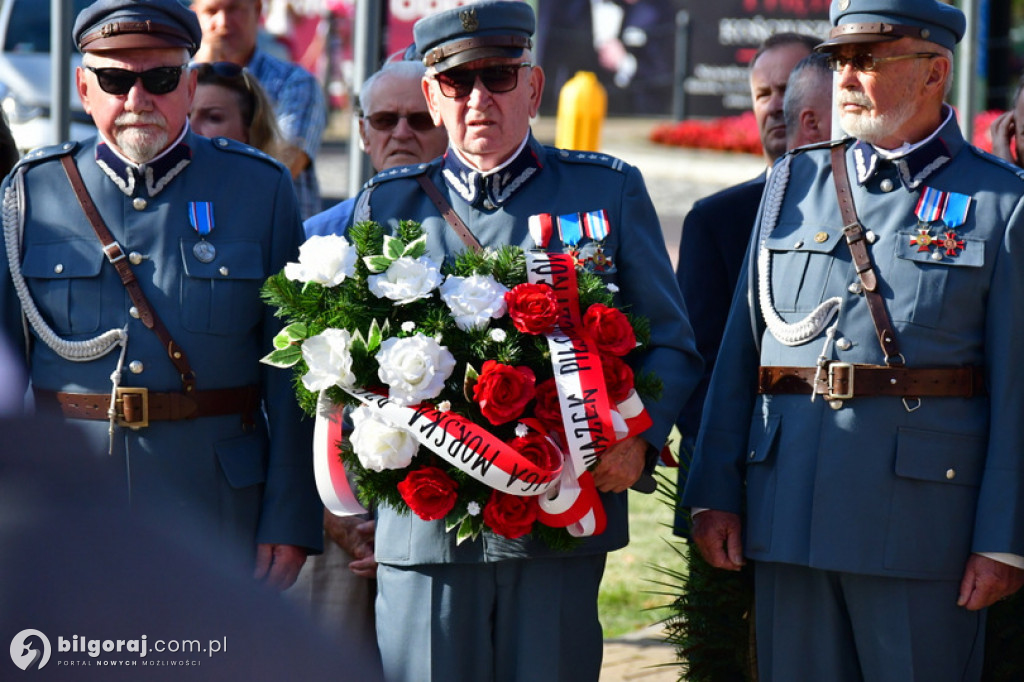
[350,406,418,472]
[367,256,442,305]
[490,328,507,343]
[284,234,357,287]
[375,333,456,405]
[300,328,356,391]
[439,274,509,331]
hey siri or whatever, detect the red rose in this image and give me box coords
[483,490,539,539]
[583,303,636,357]
[397,466,459,521]
[473,360,536,425]
[533,378,564,435]
[600,353,635,404]
[508,431,563,473]
[505,283,560,335]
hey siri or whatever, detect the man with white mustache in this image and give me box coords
[0,0,322,592]
[684,0,1024,680]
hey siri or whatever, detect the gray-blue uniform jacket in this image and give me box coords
[683,113,1024,581]
[353,134,703,565]
[0,132,322,560]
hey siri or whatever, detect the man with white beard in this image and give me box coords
[0,0,322,591]
[683,0,1024,680]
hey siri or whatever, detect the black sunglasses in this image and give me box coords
[364,111,437,132]
[825,52,940,73]
[435,63,532,99]
[85,65,187,96]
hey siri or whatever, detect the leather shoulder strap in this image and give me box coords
[60,155,197,391]
[416,175,482,253]
[830,144,903,365]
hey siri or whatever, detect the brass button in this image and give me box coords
[129,306,140,319]
[836,338,852,351]
[946,468,955,480]
[880,179,894,193]
[794,240,804,249]
[54,263,64,274]
[865,230,877,243]
[219,266,229,276]
[814,231,828,243]
[129,251,144,265]
[932,251,943,261]
[128,360,144,374]
[848,282,863,295]
[829,399,844,410]
[133,197,148,211]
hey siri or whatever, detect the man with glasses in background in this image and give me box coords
[0,0,321,591]
[349,2,701,680]
[191,0,326,219]
[683,1,1024,680]
[305,59,448,237]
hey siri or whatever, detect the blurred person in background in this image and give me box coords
[0,114,17,178]
[190,60,287,161]
[990,73,1024,169]
[192,0,327,219]
[783,52,834,150]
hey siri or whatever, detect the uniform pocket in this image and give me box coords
[745,413,781,553]
[21,238,104,335]
[215,431,268,489]
[764,223,842,313]
[889,231,984,328]
[180,239,266,335]
[884,426,986,575]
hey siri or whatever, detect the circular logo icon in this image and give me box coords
[10,629,51,671]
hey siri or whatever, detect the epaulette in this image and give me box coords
[553,148,628,173]
[968,145,1024,182]
[364,161,432,189]
[12,140,79,171]
[208,136,282,168]
[787,136,850,157]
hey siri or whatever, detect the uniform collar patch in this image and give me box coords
[95,140,192,198]
[852,134,952,190]
[441,142,542,209]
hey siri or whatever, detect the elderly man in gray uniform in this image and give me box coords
[347,2,702,680]
[0,0,321,589]
[683,1,1024,680]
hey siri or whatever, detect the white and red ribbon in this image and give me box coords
[313,392,369,517]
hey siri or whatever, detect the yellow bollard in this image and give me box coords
[554,71,606,152]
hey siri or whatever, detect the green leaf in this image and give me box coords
[260,345,303,368]
[363,255,392,273]
[455,515,481,545]
[384,235,405,260]
[403,235,427,259]
[463,362,479,402]
[367,319,385,352]
[445,512,466,533]
[272,322,308,349]
[350,329,367,356]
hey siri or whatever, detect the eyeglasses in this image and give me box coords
[85,65,187,95]
[825,52,941,73]
[363,111,437,132]
[434,63,532,99]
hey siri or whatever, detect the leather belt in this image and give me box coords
[758,364,985,400]
[34,386,260,430]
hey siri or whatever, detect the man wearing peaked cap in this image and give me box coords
[683,0,1024,680]
[0,0,321,594]
[321,1,702,680]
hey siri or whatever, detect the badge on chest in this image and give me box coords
[527,209,615,273]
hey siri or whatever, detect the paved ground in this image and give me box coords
[315,114,762,682]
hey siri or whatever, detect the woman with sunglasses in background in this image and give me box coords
[189,61,287,163]
[305,59,448,238]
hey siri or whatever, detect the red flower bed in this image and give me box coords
[651,110,1004,157]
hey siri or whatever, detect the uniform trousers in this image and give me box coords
[755,561,985,682]
[376,554,607,682]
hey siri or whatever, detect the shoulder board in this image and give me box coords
[967,146,1024,182]
[787,136,850,158]
[552,148,628,173]
[13,140,79,170]
[364,162,432,189]
[208,136,282,167]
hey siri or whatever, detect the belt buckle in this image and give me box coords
[115,386,149,429]
[826,362,854,401]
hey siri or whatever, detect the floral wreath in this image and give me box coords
[262,220,660,549]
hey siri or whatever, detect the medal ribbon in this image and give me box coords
[528,213,554,249]
[915,187,947,224]
[188,201,214,237]
[943,191,971,228]
[557,213,583,248]
[582,209,610,241]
